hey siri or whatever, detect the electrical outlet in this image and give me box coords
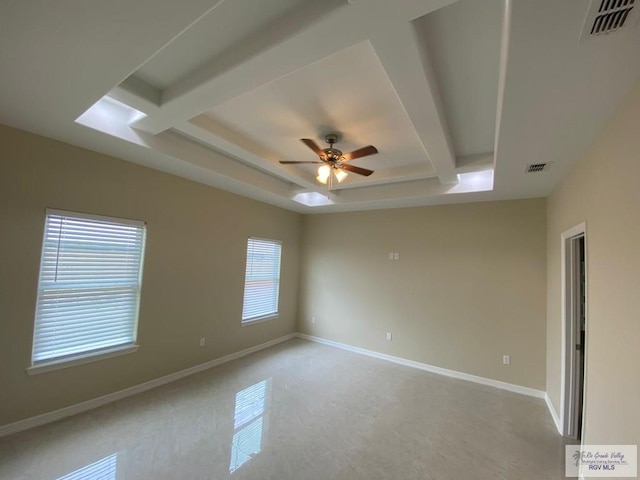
[389,252,394,260]
[312,316,316,324]
[394,252,399,260]
[503,355,510,365]
[200,337,206,347]
[386,332,393,341]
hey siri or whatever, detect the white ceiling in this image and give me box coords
[1,0,640,213]
[204,40,434,191]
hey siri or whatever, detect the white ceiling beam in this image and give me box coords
[332,152,493,191]
[348,0,461,185]
[76,102,295,199]
[132,3,367,135]
[179,115,327,195]
[109,77,161,116]
[127,0,461,187]
[334,176,450,203]
[455,153,494,173]
[330,164,437,191]
[369,22,459,184]
[348,0,459,22]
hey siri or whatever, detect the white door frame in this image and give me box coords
[560,222,588,439]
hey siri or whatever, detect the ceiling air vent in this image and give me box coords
[525,163,549,173]
[581,0,640,40]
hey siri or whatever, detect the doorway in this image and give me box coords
[562,224,587,440]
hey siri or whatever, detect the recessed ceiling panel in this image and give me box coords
[203,40,433,186]
[416,0,503,157]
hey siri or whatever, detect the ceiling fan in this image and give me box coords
[279,133,378,185]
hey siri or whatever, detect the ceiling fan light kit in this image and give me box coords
[316,164,331,184]
[280,133,378,188]
[316,164,348,185]
[334,168,348,183]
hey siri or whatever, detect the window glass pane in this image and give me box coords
[32,210,145,363]
[241,238,281,321]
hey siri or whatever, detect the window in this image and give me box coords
[241,238,282,323]
[31,209,146,368]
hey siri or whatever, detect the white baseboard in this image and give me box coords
[2,332,559,439]
[545,393,564,435]
[0,333,295,438]
[295,333,546,399]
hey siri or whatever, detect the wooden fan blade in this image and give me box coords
[342,145,378,161]
[340,163,374,176]
[300,138,325,158]
[279,161,324,164]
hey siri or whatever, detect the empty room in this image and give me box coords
[1,0,639,479]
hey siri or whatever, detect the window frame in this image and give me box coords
[241,237,282,325]
[27,209,146,374]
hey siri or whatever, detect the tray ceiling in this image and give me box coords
[1,0,640,212]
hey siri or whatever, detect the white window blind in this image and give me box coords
[241,238,281,322]
[32,210,146,364]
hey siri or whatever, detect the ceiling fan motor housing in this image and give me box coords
[323,134,342,163]
[323,148,343,163]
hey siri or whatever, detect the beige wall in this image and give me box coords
[298,199,547,390]
[6,73,639,443]
[0,125,300,425]
[546,81,640,450]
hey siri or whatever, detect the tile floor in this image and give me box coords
[0,339,569,479]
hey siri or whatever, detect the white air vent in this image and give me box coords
[581,0,639,40]
[525,163,549,173]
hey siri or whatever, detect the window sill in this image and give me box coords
[241,314,279,326]
[26,344,139,375]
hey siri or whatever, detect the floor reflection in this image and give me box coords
[229,379,271,474]
[0,341,568,480]
[57,453,117,480]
